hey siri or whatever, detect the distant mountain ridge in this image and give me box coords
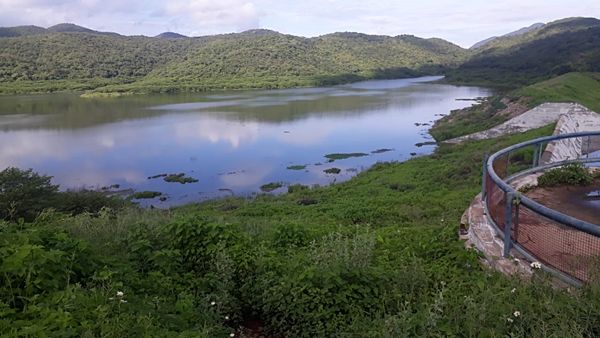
[450,17,600,87]
[471,22,545,49]
[1,17,599,94]
[0,25,47,37]
[0,22,467,94]
[0,23,123,38]
[155,32,188,39]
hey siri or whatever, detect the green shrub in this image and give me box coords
[260,182,283,192]
[0,222,97,311]
[537,162,593,187]
[272,223,309,249]
[163,173,198,184]
[0,167,58,221]
[53,190,128,215]
[163,215,241,271]
[130,191,162,199]
[287,184,309,193]
[0,168,128,221]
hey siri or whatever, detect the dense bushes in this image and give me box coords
[0,167,58,220]
[448,19,600,87]
[0,167,127,221]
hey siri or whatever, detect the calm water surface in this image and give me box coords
[0,76,491,206]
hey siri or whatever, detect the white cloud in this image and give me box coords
[0,0,261,36]
[173,117,260,149]
[165,0,260,33]
[220,164,272,188]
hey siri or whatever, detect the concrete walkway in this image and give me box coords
[447,103,600,144]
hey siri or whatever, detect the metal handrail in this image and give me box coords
[486,131,600,237]
[484,131,600,285]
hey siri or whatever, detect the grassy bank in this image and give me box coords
[431,72,600,142]
[429,96,514,142]
[0,78,137,95]
[0,72,429,97]
[6,123,600,337]
[518,72,600,111]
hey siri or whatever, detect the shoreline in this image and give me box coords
[0,74,450,98]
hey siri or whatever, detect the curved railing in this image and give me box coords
[483,131,600,286]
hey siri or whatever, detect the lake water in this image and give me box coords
[0,76,491,207]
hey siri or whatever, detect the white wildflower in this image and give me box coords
[530,261,542,269]
[225,316,230,320]
[120,299,127,303]
[211,301,216,306]
[116,291,124,297]
[513,258,520,263]
[230,334,235,337]
[507,318,514,323]
[513,311,521,317]
[511,288,516,293]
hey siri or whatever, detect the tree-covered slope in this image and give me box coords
[0,25,47,38]
[3,18,599,95]
[448,17,600,87]
[96,31,467,94]
[0,25,467,94]
[0,33,200,81]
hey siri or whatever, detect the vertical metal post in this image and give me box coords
[503,192,514,258]
[481,154,488,200]
[514,202,520,243]
[536,142,544,166]
[532,146,539,168]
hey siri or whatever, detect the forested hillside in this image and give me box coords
[0,26,466,94]
[1,18,600,94]
[449,17,600,87]
[0,34,199,81]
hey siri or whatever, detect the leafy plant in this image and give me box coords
[537,162,593,187]
[163,173,198,184]
[260,182,283,192]
[130,191,162,199]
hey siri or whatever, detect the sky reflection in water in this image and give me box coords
[0,77,491,207]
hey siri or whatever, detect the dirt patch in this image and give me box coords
[526,178,600,225]
[496,97,530,118]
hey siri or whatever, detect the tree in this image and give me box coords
[0,167,58,221]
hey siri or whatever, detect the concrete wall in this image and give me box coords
[542,105,600,164]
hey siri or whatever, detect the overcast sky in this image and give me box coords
[1,0,599,47]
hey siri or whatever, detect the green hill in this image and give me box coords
[0,25,467,95]
[448,17,600,87]
[46,23,98,34]
[105,31,466,94]
[155,32,188,39]
[2,18,600,95]
[0,33,200,86]
[518,72,600,111]
[0,25,47,37]
[470,22,545,49]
